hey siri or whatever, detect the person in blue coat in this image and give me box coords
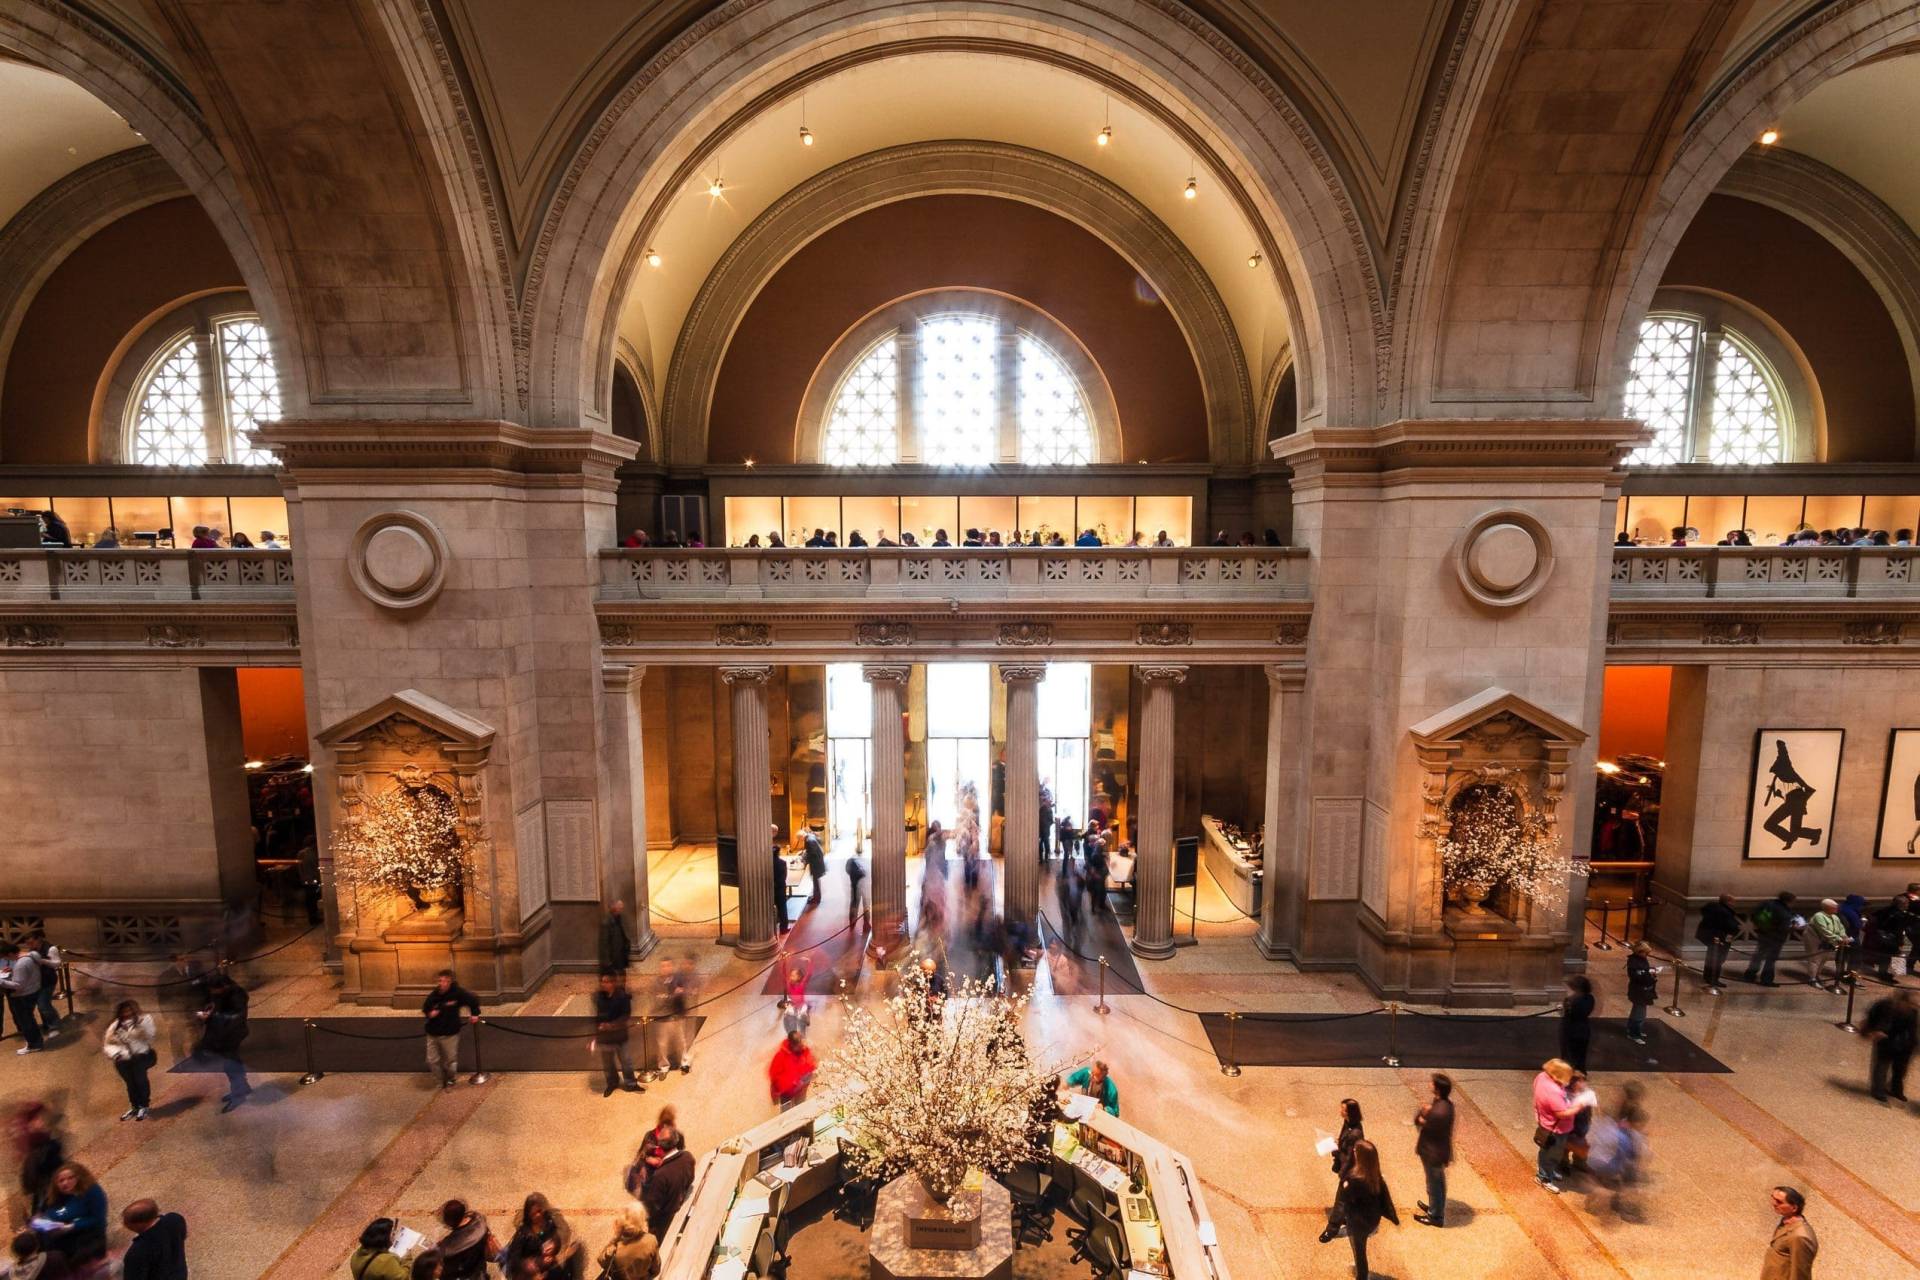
[36,1162,108,1262]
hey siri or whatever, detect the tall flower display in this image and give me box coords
[331,784,469,914]
[821,964,1063,1203]
[1437,784,1585,909]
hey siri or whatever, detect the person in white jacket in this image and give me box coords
[103,1000,159,1121]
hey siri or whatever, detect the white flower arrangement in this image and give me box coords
[331,784,469,909]
[821,964,1064,1202]
[1437,785,1586,907]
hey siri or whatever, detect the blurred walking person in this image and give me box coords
[1412,1073,1454,1227]
[1864,986,1917,1102]
[1318,1139,1397,1280]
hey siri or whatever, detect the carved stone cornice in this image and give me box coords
[998,664,1046,682]
[253,420,638,485]
[1136,621,1193,646]
[854,621,914,646]
[145,623,205,649]
[1274,621,1309,646]
[714,622,771,646]
[1843,620,1904,646]
[1702,620,1761,646]
[2,623,62,648]
[1272,419,1650,482]
[996,621,1053,647]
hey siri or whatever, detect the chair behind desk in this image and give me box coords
[746,1222,775,1280]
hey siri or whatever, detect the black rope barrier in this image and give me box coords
[308,1022,425,1042]
[651,905,739,926]
[480,1019,596,1041]
[64,923,321,989]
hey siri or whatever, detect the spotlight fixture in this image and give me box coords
[644,248,662,269]
[744,458,756,468]
[1097,125,1112,147]
[1758,128,1780,146]
[800,125,814,147]
[1183,176,1197,200]
[708,177,725,197]
[1247,251,1262,269]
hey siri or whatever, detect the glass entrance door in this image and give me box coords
[825,664,872,850]
[926,663,990,845]
[1037,663,1092,828]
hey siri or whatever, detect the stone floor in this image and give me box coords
[8,850,1918,1280]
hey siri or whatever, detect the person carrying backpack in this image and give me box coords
[1743,891,1797,987]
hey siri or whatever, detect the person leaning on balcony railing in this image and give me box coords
[93,527,120,549]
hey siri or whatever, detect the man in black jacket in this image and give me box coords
[592,972,641,1097]
[195,975,250,1112]
[121,1201,187,1280]
[642,1144,695,1235]
[422,969,481,1088]
[801,828,828,907]
[1697,894,1742,993]
[1413,1074,1455,1227]
[599,900,632,975]
[1865,988,1918,1102]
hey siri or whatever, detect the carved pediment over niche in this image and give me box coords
[317,688,496,769]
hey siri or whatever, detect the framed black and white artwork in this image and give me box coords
[1874,730,1920,860]
[1742,729,1843,861]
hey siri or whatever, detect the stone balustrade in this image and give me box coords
[0,549,296,603]
[598,546,1311,602]
[1610,546,1917,599]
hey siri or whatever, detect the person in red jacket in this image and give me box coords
[768,1031,816,1111]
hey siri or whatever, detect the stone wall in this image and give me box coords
[1651,663,1920,951]
[0,665,253,944]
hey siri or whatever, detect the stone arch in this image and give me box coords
[0,147,186,429]
[611,341,657,460]
[0,1,302,415]
[1399,0,1753,418]
[661,141,1251,465]
[1712,148,1920,453]
[1614,1,1920,451]
[519,0,1383,446]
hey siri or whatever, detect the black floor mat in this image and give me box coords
[168,1015,705,1075]
[1197,1013,1729,1073]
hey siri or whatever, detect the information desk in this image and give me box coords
[657,1097,848,1280]
[660,1095,1229,1280]
[1199,816,1261,919]
[1048,1097,1231,1280]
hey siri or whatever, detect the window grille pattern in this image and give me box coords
[919,315,999,468]
[1707,334,1786,465]
[1017,334,1095,465]
[820,337,899,467]
[131,333,211,466]
[218,318,281,466]
[1623,316,1697,467]
[126,314,281,466]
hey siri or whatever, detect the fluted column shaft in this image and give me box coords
[723,666,777,959]
[1255,665,1305,959]
[1131,665,1185,959]
[601,664,657,960]
[1000,664,1045,932]
[864,664,910,952]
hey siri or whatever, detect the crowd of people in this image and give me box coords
[26,509,287,551]
[1620,524,1914,548]
[3,1102,189,1280]
[618,525,1288,549]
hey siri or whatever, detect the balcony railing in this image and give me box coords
[599,546,1310,602]
[1610,547,1917,599]
[0,549,296,602]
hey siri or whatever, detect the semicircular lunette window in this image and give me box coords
[820,335,899,467]
[1623,312,1794,467]
[1017,332,1095,465]
[1707,333,1787,465]
[126,313,282,467]
[130,331,211,466]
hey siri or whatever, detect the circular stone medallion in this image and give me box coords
[349,511,450,610]
[1455,510,1554,608]
[1468,523,1538,593]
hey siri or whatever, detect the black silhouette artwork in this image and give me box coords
[1873,730,1920,860]
[1760,738,1823,850]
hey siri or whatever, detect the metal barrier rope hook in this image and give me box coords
[299,1019,324,1085]
[1382,1001,1402,1067]
[1220,1011,1242,1078]
[1096,956,1110,1015]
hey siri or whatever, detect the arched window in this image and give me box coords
[1624,310,1796,466]
[809,294,1116,467]
[126,313,281,466]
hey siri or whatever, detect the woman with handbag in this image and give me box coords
[1317,1140,1398,1279]
[1330,1098,1364,1179]
[102,1000,158,1121]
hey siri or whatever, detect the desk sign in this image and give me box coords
[905,1191,983,1250]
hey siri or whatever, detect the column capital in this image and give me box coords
[861,663,912,685]
[601,663,647,693]
[719,665,774,685]
[1264,664,1306,691]
[998,663,1047,683]
[1135,664,1188,684]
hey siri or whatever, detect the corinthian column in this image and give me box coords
[1131,665,1186,959]
[1255,665,1304,959]
[864,664,910,954]
[722,665,777,959]
[601,663,657,960]
[1000,664,1044,935]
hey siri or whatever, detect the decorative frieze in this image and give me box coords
[600,621,637,646]
[2,624,62,648]
[714,622,772,646]
[996,621,1052,647]
[1843,620,1903,646]
[1702,620,1761,646]
[1137,621,1193,646]
[1275,621,1309,646]
[854,621,914,646]
[146,624,205,649]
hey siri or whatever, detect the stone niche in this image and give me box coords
[316,690,508,1005]
[1405,688,1586,1005]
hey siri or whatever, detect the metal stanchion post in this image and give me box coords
[299,1020,324,1085]
[1382,1001,1401,1067]
[638,1015,663,1084]
[1593,902,1614,951]
[1096,956,1110,1015]
[1839,975,1859,1034]
[1663,959,1686,1018]
[61,963,74,1019]
[469,1017,492,1084]
[1220,1011,1242,1077]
